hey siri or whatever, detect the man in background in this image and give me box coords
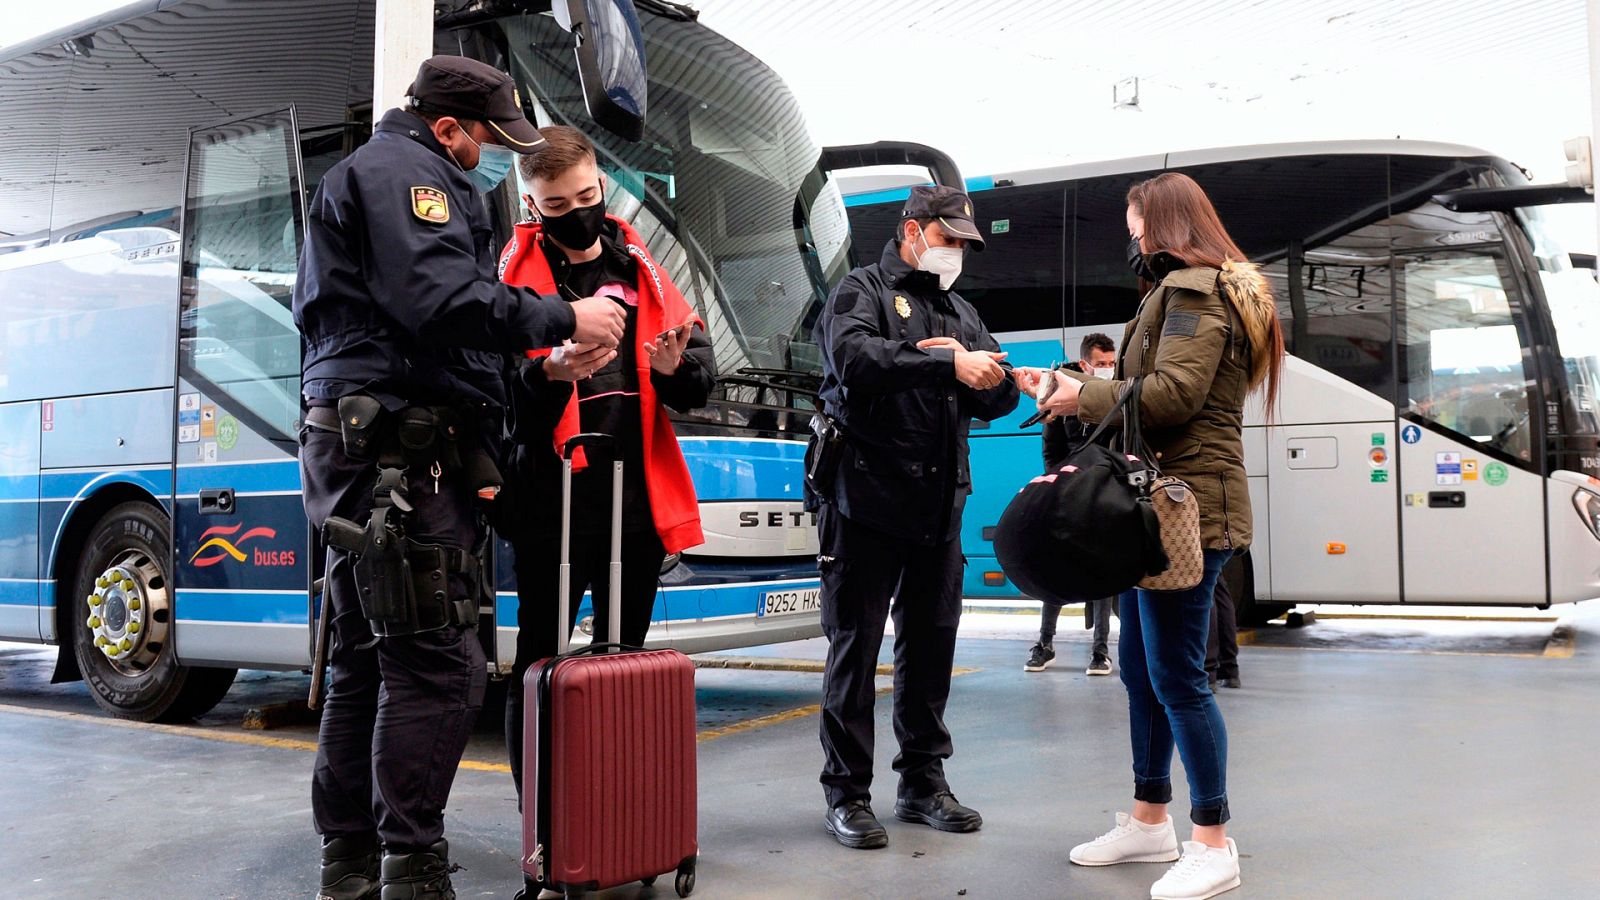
[1024,333,1119,677]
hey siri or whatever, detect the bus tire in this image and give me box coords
[1227,551,1292,628]
[69,501,237,722]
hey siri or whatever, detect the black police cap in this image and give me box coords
[901,184,985,251]
[406,55,546,153]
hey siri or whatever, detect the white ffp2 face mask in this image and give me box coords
[911,227,964,290]
[1092,367,1114,380]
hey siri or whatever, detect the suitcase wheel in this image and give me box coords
[640,876,656,887]
[674,864,696,897]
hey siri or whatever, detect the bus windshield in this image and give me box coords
[1518,205,1600,443]
[492,9,853,434]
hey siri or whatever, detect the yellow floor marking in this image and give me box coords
[1543,625,1577,659]
[695,656,893,676]
[1304,613,1558,624]
[0,665,982,762]
[696,666,978,744]
[1240,643,1553,659]
[696,701,839,743]
[0,703,323,751]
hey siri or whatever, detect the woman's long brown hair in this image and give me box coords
[1128,172,1285,413]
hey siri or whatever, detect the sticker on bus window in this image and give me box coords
[1484,462,1509,486]
[216,415,239,452]
[1370,468,1388,484]
[1401,424,1422,444]
[1371,432,1385,446]
[178,425,199,444]
[1462,458,1478,481]
[1435,452,1462,485]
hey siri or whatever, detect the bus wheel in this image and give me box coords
[70,502,237,722]
[1226,552,1292,628]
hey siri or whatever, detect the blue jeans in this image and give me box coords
[1118,549,1232,826]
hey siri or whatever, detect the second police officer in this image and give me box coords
[808,185,1019,850]
[293,56,627,900]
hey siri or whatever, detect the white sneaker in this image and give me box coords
[1068,812,1180,866]
[1150,839,1241,900]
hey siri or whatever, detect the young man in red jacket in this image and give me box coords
[497,126,715,802]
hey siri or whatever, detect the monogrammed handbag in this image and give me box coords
[1138,474,1203,592]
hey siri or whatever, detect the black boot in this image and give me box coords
[380,839,459,900]
[317,834,380,900]
[824,799,888,849]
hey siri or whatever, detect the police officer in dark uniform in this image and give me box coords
[808,185,1019,849]
[294,56,626,900]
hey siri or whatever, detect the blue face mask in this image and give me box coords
[463,131,516,193]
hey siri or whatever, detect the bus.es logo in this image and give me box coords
[191,524,296,568]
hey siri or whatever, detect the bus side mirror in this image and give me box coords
[554,0,648,142]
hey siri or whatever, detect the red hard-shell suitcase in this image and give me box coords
[523,434,698,898]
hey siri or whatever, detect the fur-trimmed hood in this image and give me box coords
[1219,259,1276,391]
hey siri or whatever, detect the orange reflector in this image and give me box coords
[983,571,1006,586]
[1326,542,1347,555]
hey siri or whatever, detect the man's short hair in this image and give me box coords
[1080,332,1116,358]
[518,124,596,183]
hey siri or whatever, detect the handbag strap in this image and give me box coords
[1078,375,1142,451]
[1071,376,1159,488]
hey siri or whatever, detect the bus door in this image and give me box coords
[173,108,314,668]
[1393,213,1547,605]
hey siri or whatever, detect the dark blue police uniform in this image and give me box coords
[811,237,1018,812]
[293,105,574,860]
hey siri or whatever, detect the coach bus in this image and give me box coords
[0,0,944,720]
[842,141,1600,624]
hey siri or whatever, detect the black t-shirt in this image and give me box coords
[545,237,654,535]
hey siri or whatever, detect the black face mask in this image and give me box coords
[540,195,607,250]
[1127,235,1154,281]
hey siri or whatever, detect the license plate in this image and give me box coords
[758,587,822,618]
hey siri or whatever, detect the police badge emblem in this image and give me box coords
[411,186,449,223]
[894,295,911,319]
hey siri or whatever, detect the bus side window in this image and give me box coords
[956,183,1066,334]
[178,110,307,447]
[1071,176,1147,328]
[1266,223,1397,404]
[1395,238,1534,463]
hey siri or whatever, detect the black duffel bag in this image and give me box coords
[993,378,1168,605]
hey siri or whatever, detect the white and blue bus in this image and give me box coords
[844,142,1600,624]
[0,0,957,720]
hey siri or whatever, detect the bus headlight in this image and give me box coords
[1574,489,1600,540]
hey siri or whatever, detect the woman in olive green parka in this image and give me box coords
[1017,172,1283,900]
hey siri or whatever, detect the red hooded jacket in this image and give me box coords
[498,215,706,555]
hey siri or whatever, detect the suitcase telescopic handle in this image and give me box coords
[563,432,618,460]
[557,432,625,654]
[555,642,646,659]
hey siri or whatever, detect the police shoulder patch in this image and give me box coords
[1163,311,1200,338]
[832,286,861,315]
[411,186,449,224]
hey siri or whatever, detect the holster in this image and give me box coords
[805,413,845,497]
[321,466,481,638]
